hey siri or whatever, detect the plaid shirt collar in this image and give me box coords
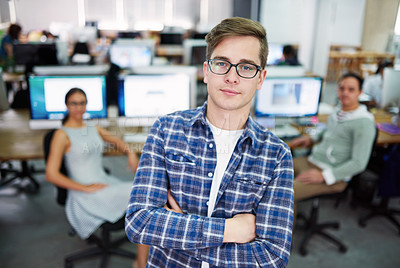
[186,101,258,147]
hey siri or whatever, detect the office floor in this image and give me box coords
[1,156,399,268]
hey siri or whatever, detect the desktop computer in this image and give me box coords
[255,76,323,138]
[28,75,107,129]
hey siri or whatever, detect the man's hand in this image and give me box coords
[296,168,325,184]
[164,190,183,214]
[223,213,256,243]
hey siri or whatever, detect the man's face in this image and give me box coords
[337,77,362,111]
[203,36,267,114]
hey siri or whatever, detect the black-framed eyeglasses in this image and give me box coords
[207,59,262,79]
[67,101,87,107]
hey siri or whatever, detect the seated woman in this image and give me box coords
[45,87,147,268]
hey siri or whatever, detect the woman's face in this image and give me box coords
[66,92,87,120]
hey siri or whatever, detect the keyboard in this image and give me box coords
[123,133,149,143]
[271,124,301,138]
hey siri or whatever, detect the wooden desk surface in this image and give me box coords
[316,110,400,146]
[1,109,399,162]
[373,110,400,146]
[0,109,144,161]
[0,109,48,161]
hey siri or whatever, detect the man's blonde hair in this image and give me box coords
[205,17,268,68]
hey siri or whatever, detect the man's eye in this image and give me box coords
[241,64,254,71]
[216,61,227,67]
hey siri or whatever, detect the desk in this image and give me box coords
[1,108,399,191]
[0,109,145,192]
[373,110,400,146]
[312,110,400,146]
[0,109,47,192]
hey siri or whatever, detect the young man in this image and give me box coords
[290,73,376,203]
[125,17,294,267]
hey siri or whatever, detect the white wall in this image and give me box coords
[260,0,318,72]
[14,0,80,32]
[260,0,366,78]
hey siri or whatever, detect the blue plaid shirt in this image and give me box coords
[125,102,294,267]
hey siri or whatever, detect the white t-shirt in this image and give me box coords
[202,120,244,267]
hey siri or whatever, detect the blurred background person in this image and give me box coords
[0,23,22,70]
[276,44,301,66]
[362,60,394,108]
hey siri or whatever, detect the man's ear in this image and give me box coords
[203,61,208,84]
[256,69,267,90]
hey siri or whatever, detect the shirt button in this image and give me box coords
[206,201,209,206]
[208,172,213,177]
[209,143,213,148]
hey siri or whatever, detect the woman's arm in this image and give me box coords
[3,42,13,59]
[45,129,107,192]
[96,126,139,172]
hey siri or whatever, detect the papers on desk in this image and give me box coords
[377,123,400,135]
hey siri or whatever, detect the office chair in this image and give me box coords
[358,144,400,234]
[296,127,378,256]
[43,129,136,268]
[70,42,93,65]
[0,160,40,193]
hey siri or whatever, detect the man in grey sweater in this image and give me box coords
[289,73,376,205]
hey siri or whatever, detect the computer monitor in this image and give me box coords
[117,66,197,127]
[255,76,323,118]
[192,32,208,39]
[381,68,400,109]
[117,31,141,39]
[28,75,107,129]
[13,42,59,66]
[267,43,284,65]
[109,39,155,69]
[183,39,207,66]
[33,65,109,76]
[159,32,183,45]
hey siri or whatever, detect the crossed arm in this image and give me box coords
[165,191,257,244]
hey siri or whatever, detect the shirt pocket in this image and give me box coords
[224,175,269,213]
[165,151,197,182]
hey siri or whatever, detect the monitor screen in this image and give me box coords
[29,75,107,123]
[255,76,323,117]
[159,32,183,45]
[14,43,58,66]
[109,41,154,69]
[267,43,284,65]
[183,39,207,66]
[118,73,191,126]
[382,68,400,108]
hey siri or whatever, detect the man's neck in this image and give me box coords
[206,103,249,131]
[341,104,359,112]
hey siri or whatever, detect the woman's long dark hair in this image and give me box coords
[62,88,87,125]
[8,24,22,40]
